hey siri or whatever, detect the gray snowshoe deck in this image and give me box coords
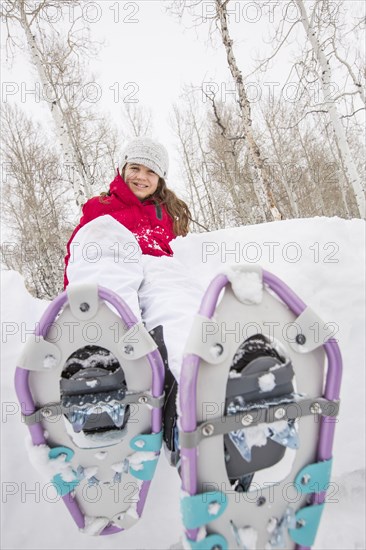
[178,267,342,550]
[15,283,165,535]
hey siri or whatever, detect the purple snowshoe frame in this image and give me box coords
[179,270,342,550]
[14,286,165,535]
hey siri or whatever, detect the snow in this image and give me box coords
[229,369,242,379]
[236,526,258,550]
[43,354,58,370]
[82,466,98,481]
[228,418,294,464]
[266,517,278,534]
[258,372,276,392]
[128,451,157,466]
[208,501,221,516]
[224,266,263,304]
[133,439,146,449]
[111,460,127,474]
[1,217,365,549]
[82,516,110,536]
[94,451,107,460]
[64,352,117,371]
[242,422,271,450]
[181,527,207,550]
[25,439,76,483]
[85,380,99,388]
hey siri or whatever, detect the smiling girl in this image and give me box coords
[64,137,204,381]
[65,137,190,282]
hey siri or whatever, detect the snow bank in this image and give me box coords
[1,217,365,549]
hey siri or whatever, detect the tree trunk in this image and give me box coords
[215,0,282,222]
[190,106,220,227]
[173,106,210,229]
[263,107,299,217]
[19,1,91,207]
[296,125,327,216]
[295,0,365,218]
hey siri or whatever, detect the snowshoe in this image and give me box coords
[15,283,165,535]
[178,266,342,550]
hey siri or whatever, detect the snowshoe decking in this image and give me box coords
[15,284,165,535]
[178,266,342,550]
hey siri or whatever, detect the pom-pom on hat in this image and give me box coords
[121,137,169,179]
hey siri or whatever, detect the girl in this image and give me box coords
[64,137,205,381]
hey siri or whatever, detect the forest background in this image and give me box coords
[0,0,365,298]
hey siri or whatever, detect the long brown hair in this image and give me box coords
[100,166,191,237]
[150,176,191,237]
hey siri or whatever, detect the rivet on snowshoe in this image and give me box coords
[202,424,214,436]
[212,545,222,550]
[296,333,306,345]
[210,343,224,358]
[124,344,134,355]
[296,519,306,528]
[43,354,57,369]
[241,414,254,426]
[301,474,311,485]
[79,302,90,312]
[138,396,148,404]
[257,496,266,506]
[310,402,322,414]
[41,408,53,418]
[274,407,286,420]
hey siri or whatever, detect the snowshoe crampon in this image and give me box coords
[178,266,342,550]
[15,284,165,535]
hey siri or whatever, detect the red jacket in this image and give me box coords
[64,170,175,287]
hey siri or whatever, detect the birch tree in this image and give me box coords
[171,86,270,229]
[122,104,153,138]
[260,104,300,218]
[168,0,282,222]
[1,0,108,206]
[242,0,365,219]
[294,0,365,218]
[213,0,282,222]
[1,103,73,298]
[172,103,211,230]
[172,99,224,231]
[205,96,262,225]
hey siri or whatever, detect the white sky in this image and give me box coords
[0,0,304,188]
[1,0,364,193]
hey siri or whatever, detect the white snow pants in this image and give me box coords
[66,215,205,380]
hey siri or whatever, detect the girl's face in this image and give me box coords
[124,163,159,201]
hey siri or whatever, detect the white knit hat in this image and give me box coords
[121,137,169,179]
